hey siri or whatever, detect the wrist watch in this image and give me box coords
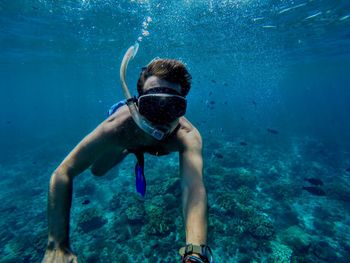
[179,244,214,263]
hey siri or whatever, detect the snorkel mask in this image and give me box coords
[120,43,185,140]
[138,87,187,124]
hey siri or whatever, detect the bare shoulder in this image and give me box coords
[98,106,134,144]
[176,117,202,151]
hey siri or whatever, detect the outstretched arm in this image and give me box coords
[179,129,207,245]
[44,119,122,259]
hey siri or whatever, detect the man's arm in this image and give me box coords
[45,119,123,251]
[179,129,207,245]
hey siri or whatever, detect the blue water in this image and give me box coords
[1,0,350,262]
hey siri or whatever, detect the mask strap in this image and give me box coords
[142,87,182,96]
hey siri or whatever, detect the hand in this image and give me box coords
[42,247,78,263]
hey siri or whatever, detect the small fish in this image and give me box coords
[82,199,90,205]
[213,152,224,159]
[267,128,279,135]
[224,101,228,105]
[252,100,257,107]
[32,6,39,10]
[209,101,215,105]
[7,121,12,124]
[345,167,350,173]
[209,91,213,96]
[302,186,326,196]
[240,142,248,146]
[304,178,324,186]
[211,80,217,84]
[223,82,228,86]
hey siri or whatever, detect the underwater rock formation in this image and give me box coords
[327,181,350,203]
[225,167,258,190]
[75,181,96,197]
[235,186,254,205]
[161,177,181,197]
[215,192,238,215]
[108,194,122,211]
[279,225,312,254]
[77,208,107,233]
[125,204,145,224]
[268,179,300,201]
[311,240,338,261]
[247,215,275,240]
[145,204,173,236]
[268,241,293,263]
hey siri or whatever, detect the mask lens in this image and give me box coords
[138,94,186,124]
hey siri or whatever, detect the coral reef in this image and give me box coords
[215,192,238,215]
[268,241,293,263]
[75,181,96,198]
[247,215,275,240]
[77,208,108,233]
[279,225,312,254]
[2,136,350,262]
[327,180,350,203]
[311,240,338,261]
[125,203,145,224]
[268,179,301,201]
[145,204,174,236]
[235,186,254,205]
[223,167,258,190]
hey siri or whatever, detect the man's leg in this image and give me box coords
[91,149,128,176]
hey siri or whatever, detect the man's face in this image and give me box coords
[142,76,181,94]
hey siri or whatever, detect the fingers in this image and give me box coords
[41,249,78,263]
[69,255,78,263]
[41,251,52,263]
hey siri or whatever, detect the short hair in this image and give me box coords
[137,58,192,96]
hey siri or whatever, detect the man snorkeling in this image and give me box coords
[42,44,213,263]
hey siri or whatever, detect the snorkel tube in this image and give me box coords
[120,43,166,141]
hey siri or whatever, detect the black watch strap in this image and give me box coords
[179,244,213,263]
[183,255,206,263]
